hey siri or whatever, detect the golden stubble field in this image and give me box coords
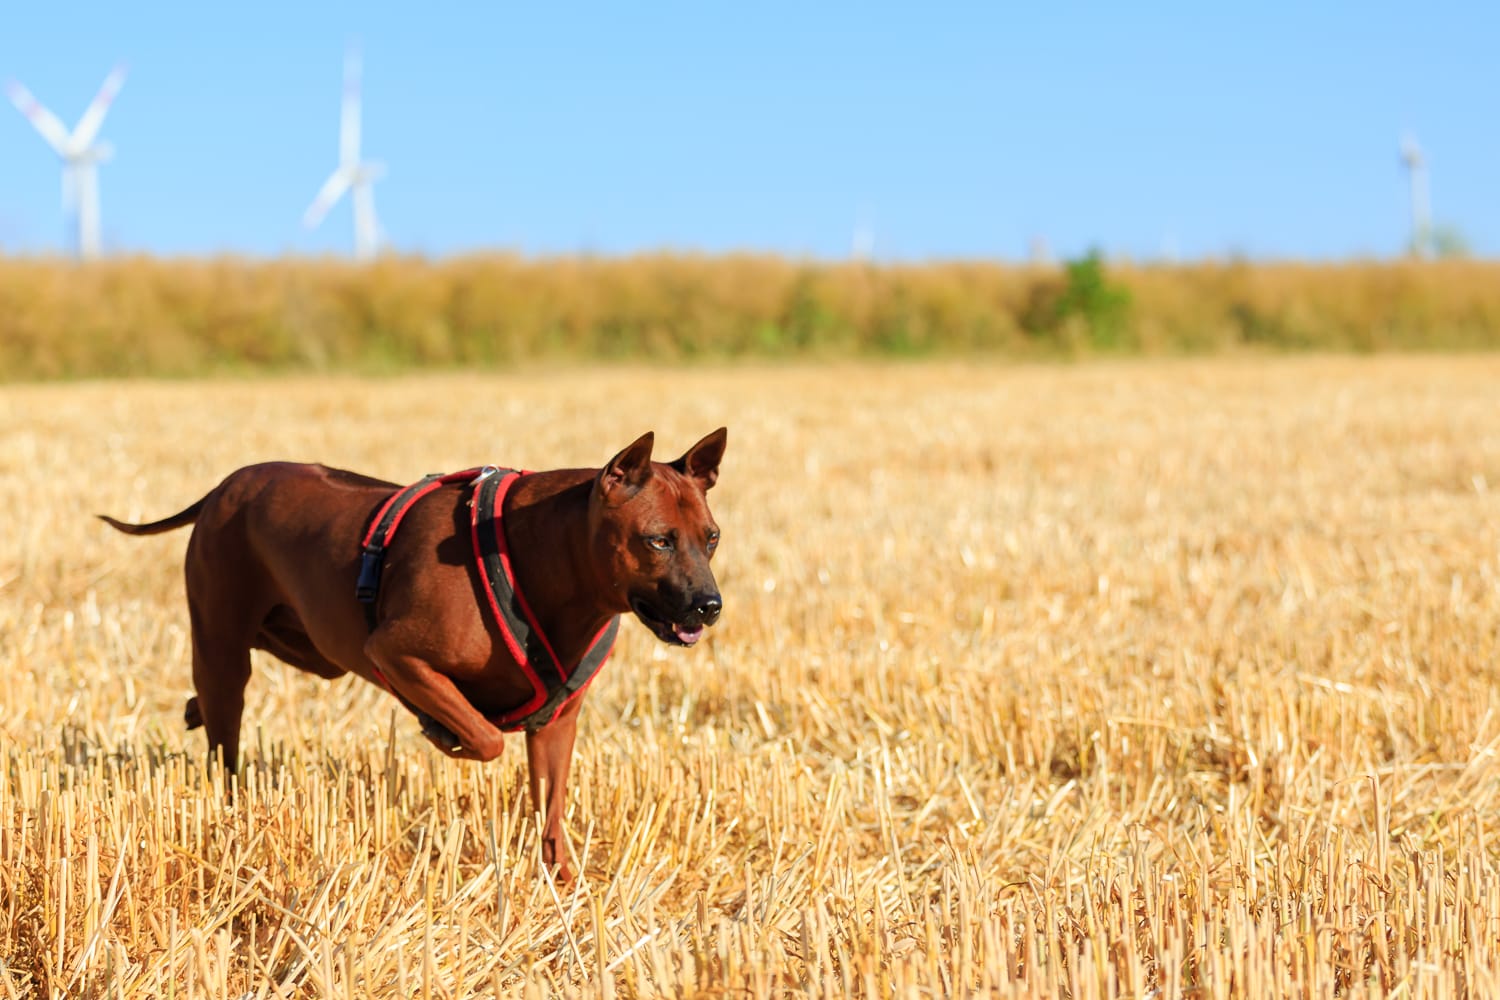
[3,357,1500,998]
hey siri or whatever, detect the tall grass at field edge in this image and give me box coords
[3,255,1499,379]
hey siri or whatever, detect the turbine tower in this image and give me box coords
[5,65,127,259]
[304,45,385,260]
[1399,132,1430,259]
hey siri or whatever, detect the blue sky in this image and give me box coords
[0,2,1495,261]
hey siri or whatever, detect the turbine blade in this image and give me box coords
[340,46,361,166]
[70,64,127,149]
[303,167,353,228]
[5,80,72,152]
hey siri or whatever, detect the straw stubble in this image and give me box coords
[2,356,1499,997]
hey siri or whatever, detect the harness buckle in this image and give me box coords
[355,548,384,605]
[470,465,501,486]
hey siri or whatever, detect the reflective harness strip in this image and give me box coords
[356,467,620,733]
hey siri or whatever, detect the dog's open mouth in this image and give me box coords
[630,599,706,647]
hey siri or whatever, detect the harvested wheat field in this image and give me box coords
[4,356,1500,998]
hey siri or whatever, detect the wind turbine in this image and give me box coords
[1399,132,1430,259]
[5,65,127,259]
[304,45,385,260]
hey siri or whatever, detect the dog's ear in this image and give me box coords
[670,427,727,491]
[598,431,655,504]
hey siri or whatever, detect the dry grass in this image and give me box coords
[6,257,1500,379]
[3,357,1500,998]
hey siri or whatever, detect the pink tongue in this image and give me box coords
[674,625,704,644]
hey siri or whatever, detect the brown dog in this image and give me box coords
[101,429,726,880]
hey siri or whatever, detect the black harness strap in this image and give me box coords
[471,469,620,732]
[354,466,620,734]
[356,471,474,630]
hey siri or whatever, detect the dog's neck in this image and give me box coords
[497,470,616,664]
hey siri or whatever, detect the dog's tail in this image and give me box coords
[98,497,207,536]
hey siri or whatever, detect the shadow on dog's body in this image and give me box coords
[103,429,727,880]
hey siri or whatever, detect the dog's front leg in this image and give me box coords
[524,695,582,882]
[364,638,506,762]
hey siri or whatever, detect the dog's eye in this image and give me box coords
[645,535,673,552]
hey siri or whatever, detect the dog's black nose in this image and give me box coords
[693,594,722,626]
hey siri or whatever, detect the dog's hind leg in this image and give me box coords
[186,599,254,775]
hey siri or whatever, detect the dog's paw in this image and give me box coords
[418,713,461,751]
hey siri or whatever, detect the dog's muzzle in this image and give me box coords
[631,592,721,646]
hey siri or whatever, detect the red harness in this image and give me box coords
[357,467,620,733]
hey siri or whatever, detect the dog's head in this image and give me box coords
[589,428,727,646]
